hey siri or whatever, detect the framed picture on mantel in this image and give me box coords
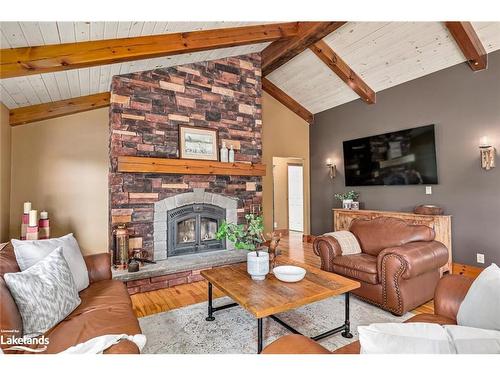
[178,125,219,161]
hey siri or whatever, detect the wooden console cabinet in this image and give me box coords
[333,209,452,274]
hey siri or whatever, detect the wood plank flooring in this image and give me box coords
[131,232,482,318]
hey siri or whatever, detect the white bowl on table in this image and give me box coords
[273,265,306,283]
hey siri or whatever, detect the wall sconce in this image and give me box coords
[326,158,336,179]
[479,136,496,170]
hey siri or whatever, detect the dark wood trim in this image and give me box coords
[445,22,487,71]
[309,40,376,104]
[0,23,300,78]
[261,22,346,76]
[9,92,110,126]
[262,78,313,124]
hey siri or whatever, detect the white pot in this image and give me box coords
[247,251,269,281]
[342,199,353,209]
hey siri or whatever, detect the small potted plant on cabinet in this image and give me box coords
[334,190,360,210]
[216,214,268,280]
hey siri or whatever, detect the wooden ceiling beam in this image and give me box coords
[309,40,376,104]
[261,22,346,76]
[262,78,313,124]
[0,23,299,79]
[445,22,487,71]
[9,92,110,126]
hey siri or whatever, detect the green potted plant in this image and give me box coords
[334,190,360,209]
[216,214,268,280]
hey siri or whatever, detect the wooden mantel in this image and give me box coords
[117,156,266,177]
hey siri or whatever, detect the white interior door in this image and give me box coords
[287,164,304,232]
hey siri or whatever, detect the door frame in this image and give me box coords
[286,162,304,233]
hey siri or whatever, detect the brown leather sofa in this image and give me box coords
[313,217,449,315]
[0,242,141,354]
[262,274,474,354]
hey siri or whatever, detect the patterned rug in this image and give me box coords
[139,295,413,354]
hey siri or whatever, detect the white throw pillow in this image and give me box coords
[11,234,89,292]
[358,323,454,354]
[457,263,500,331]
[4,247,81,338]
[323,231,362,255]
[444,325,500,354]
[358,322,500,354]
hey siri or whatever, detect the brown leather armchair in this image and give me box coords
[313,217,449,315]
[262,274,474,354]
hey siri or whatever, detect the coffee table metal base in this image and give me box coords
[205,282,353,353]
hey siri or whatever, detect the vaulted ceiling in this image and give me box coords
[1,21,499,122]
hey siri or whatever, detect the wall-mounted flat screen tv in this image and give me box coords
[343,124,438,186]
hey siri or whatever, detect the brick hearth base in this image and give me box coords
[125,263,246,295]
[125,268,205,294]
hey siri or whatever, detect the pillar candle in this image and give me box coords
[38,212,50,240]
[23,201,32,214]
[29,210,38,227]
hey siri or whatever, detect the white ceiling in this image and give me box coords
[1,21,499,113]
[267,22,500,113]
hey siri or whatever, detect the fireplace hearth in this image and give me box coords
[167,204,226,257]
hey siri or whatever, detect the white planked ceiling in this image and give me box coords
[1,22,500,113]
[267,22,500,114]
[0,22,271,109]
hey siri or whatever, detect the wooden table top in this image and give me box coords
[201,258,360,318]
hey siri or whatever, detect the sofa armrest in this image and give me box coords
[84,253,112,284]
[261,334,331,354]
[313,236,342,272]
[377,241,448,280]
[434,274,474,320]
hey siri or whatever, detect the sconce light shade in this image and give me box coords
[479,136,495,170]
[326,159,336,179]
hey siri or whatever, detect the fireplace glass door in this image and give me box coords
[167,204,226,257]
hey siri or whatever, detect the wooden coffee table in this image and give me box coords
[201,260,360,353]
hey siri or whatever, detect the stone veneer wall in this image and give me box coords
[109,53,263,260]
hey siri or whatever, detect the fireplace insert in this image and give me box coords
[167,204,226,257]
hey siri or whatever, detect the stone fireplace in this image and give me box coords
[153,189,237,260]
[109,52,263,293]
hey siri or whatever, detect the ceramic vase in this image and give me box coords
[247,251,269,280]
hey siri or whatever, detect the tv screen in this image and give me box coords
[343,124,438,186]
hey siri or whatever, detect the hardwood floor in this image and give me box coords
[131,232,482,318]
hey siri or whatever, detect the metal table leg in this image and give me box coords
[341,292,353,338]
[257,318,263,353]
[270,292,354,341]
[205,282,215,321]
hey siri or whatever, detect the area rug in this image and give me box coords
[139,295,413,354]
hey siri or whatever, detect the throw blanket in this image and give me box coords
[61,334,146,354]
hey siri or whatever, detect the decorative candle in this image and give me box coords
[38,211,50,239]
[29,210,38,227]
[23,201,32,214]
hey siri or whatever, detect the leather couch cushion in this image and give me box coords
[0,243,23,349]
[350,217,435,256]
[40,280,141,353]
[332,253,378,284]
[261,334,331,354]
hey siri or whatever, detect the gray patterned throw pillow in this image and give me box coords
[4,246,81,338]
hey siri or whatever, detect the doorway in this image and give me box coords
[287,164,304,232]
[272,157,305,234]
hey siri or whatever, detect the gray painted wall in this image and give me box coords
[310,50,500,266]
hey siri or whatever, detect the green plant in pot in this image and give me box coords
[216,214,268,280]
[334,190,360,209]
